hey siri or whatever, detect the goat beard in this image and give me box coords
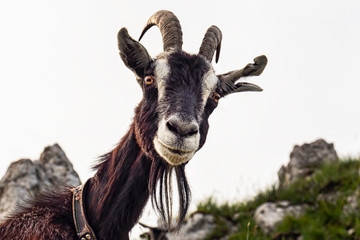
[148,156,190,230]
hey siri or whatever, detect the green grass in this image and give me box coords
[196,157,360,240]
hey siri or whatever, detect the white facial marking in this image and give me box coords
[154,58,170,102]
[201,67,219,108]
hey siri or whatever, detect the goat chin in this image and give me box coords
[153,136,196,165]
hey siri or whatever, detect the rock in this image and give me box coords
[140,213,217,240]
[348,228,355,236]
[38,144,80,186]
[278,139,338,187]
[254,201,308,235]
[316,191,341,204]
[343,187,360,215]
[166,213,216,240]
[0,144,81,222]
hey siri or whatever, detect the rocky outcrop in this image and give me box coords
[254,201,308,235]
[278,139,338,188]
[253,139,338,235]
[0,144,81,222]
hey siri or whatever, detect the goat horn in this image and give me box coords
[217,55,268,96]
[139,10,183,52]
[199,25,222,63]
[220,55,268,82]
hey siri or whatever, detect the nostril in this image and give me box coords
[166,121,178,134]
[186,128,198,137]
[186,124,199,137]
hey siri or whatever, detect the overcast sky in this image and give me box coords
[1,0,360,238]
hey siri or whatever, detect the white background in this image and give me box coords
[1,0,360,238]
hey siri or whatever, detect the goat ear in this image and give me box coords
[217,55,267,96]
[118,28,152,86]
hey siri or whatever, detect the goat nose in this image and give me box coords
[166,117,199,137]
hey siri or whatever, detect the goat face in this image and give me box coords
[152,52,218,165]
[118,10,267,166]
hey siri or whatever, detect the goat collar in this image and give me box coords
[71,180,97,240]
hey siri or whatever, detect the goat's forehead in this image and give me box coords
[153,52,218,119]
[153,52,218,90]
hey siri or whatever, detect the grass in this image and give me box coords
[196,157,360,240]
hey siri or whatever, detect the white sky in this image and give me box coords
[1,0,360,238]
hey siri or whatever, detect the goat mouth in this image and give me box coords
[157,140,193,155]
[167,148,187,156]
[153,136,195,165]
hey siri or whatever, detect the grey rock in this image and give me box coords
[166,213,216,240]
[316,191,341,204]
[38,144,80,186]
[0,144,81,222]
[343,187,359,215]
[278,139,338,187]
[348,228,355,236]
[140,213,217,240]
[254,201,307,235]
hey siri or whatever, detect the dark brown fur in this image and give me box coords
[0,188,76,240]
[0,105,190,240]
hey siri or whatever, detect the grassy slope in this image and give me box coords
[196,157,360,240]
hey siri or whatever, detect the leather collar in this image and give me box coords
[71,180,97,240]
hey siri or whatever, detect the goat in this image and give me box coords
[0,10,267,240]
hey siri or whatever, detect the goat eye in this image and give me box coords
[212,93,220,102]
[144,76,154,85]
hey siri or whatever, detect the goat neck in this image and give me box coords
[85,123,151,240]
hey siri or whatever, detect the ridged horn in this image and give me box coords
[139,10,183,52]
[217,55,268,96]
[220,55,268,82]
[199,25,222,63]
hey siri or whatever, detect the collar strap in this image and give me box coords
[71,180,97,240]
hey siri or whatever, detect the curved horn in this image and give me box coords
[139,10,183,52]
[217,55,268,96]
[220,55,268,81]
[199,25,222,63]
